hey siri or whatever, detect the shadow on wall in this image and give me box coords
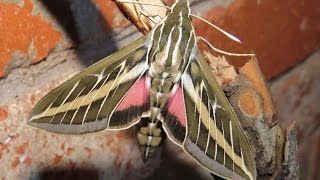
[39,0,81,44]
[37,168,99,180]
[33,141,213,180]
[38,0,120,67]
[145,142,212,180]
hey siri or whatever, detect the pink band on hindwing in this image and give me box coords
[167,86,187,126]
[116,76,150,111]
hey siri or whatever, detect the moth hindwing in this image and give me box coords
[28,0,256,179]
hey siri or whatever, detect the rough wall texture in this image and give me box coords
[0,0,319,179]
[0,0,130,78]
[193,0,320,80]
[270,50,320,180]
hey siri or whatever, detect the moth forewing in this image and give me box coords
[28,36,150,134]
[161,48,256,180]
[192,50,256,180]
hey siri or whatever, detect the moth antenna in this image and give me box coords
[116,0,171,10]
[191,14,241,43]
[197,36,255,57]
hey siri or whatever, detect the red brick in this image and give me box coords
[15,142,28,155]
[23,157,32,166]
[238,90,260,117]
[11,158,20,169]
[53,154,62,165]
[0,0,63,77]
[66,147,74,156]
[0,106,8,121]
[239,58,276,123]
[194,0,320,80]
[94,0,130,31]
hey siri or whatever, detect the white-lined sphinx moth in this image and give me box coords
[28,0,256,179]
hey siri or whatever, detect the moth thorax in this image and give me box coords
[149,59,182,82]
[153,50,182,69]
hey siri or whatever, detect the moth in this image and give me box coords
[28,0,256,179]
